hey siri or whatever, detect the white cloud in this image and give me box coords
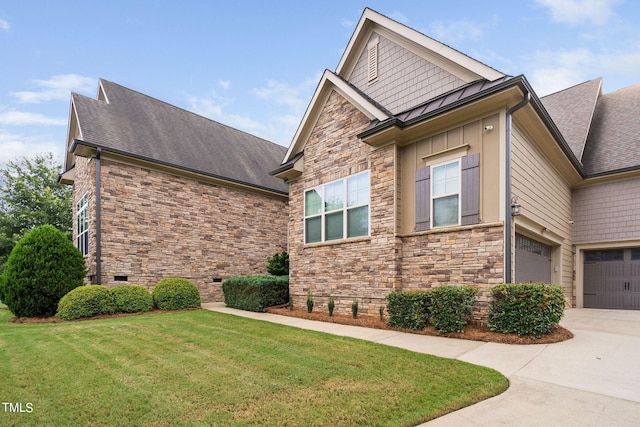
[428,19,486,44]
[388,12,408,25]
[0,18,9,32]
[11,74,95,104]
[527,47,640,96]
[534,0,621,26]
[218,80,231,90]
[0,132,62,165]
[0,110,66,126]
[528,48,595,95]
[252,76,318,113]
[340,18,355,28]
[188,93,264,133]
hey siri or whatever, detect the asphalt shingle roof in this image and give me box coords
[581,83,640,175]
[73,79,288,194]
[540,78,602,162]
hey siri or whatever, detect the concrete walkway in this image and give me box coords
[202,303,640,426]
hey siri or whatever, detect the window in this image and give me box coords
[431,159,460,227]
[304,171,370,244]
[76,193,89,256]
[415,153,480,231]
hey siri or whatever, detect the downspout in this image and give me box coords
[504,91,530,283]
[95,148,102,285]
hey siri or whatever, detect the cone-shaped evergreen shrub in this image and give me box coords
[3,225,87,317]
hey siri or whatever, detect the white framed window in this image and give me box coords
[431,159,461,228]
[76,193,89,256]
[304,171,370,244]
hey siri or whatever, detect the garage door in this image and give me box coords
[515,234,551,283]
[584,248,640,309]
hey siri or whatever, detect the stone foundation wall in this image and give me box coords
[400,223,504,319]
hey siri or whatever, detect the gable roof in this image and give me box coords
[540,78,602,162]
[337,8,504,82]
[281,70,391,165]
[581,83,640,176]
[67,79,288,194]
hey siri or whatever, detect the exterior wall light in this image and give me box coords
[511,196,521,216]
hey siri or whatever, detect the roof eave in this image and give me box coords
[71,139,289,197]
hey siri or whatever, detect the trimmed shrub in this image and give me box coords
[153,278,201,310]
[488,283,565,338]
[429,285,477,333]
[351,300,358,318]
[306,290,314,313]
[386,291,431,330]
[328,295,335,316]
[222,275,288,312]
[3,225,87,317]
[110,285,153,313]
[267,250,289,276]
[56,285,114,320]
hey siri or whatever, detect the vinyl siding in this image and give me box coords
[511,124,573,296]
[573,177,640,244]
[348,32,466,113]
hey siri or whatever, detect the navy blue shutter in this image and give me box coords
[461,153,480,225]
[415,166,430,231]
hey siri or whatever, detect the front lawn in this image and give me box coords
[0,306,507,426]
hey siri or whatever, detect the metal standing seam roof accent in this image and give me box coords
[71,79,289,194]
[359,76,516,136]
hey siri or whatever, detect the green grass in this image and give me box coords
[0,306,508,426]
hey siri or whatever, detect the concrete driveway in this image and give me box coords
[425,309,640,426]
[203,304,640,426]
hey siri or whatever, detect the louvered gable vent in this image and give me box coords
[367,36,379,82]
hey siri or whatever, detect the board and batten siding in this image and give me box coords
[511,124,574,300]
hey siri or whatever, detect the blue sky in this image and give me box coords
[0,0,638,166]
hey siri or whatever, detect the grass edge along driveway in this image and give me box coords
[0,307,507,426]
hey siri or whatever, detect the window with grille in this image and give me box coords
[76,193,89,256]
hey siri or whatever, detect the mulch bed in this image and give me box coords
[6,305,573,344]
[267,307,573,345]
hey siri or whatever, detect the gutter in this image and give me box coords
[95,148,102,285]
[504,91,530,284]
[70,139,288,197]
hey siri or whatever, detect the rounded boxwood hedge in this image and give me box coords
[3,225,87,317]
[110,285,153,313]
[152,278,201,310]
[56,285,114,321]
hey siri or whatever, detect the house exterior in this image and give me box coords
[272,8,640,315]
[59,79,288,301]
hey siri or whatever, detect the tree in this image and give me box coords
[0,153,71,272]
[3,225,86,317]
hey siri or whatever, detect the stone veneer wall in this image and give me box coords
[72,156,97,281]
[400,223,504,319]
[288,90,506,319]
[87,158,287,302]
[288,90,400,316]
